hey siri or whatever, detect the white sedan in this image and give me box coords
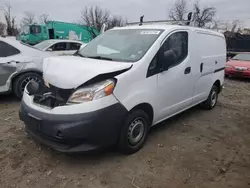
[34,39,86,55]
[0,37,55,98]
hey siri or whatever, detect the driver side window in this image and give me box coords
[161,31,188,68]
[146,31,188,78]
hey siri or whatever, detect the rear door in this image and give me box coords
[0,41,21,89]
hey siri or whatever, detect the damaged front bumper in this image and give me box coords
[19,93,128,153]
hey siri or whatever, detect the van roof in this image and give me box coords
[112,25,224,38]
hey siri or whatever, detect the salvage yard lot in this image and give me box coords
[0,79,250,188]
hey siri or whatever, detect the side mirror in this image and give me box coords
[159,48,175,71]
[46,48,53,52]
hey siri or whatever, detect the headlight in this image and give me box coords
[225,65,234,69]
[67,79,115,104]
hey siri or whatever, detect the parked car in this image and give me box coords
[34,39,86,55]
[225,53,250,78]
[0,37,56,98]
[19,25,226,154]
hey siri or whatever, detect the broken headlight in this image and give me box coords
[67,79,115,104]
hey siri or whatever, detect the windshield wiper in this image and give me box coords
[74,54,114,61]
[87,56,114,61]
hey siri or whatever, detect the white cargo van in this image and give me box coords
[19,25,226,154]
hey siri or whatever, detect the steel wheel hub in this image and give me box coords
[127,117,145,146]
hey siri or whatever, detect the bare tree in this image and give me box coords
[39,14,49,24]
[193,1,216,28]
[169,0,187,21]
[81,6,110,31]
[231,20,238,32]
[0,22,6,35]
[107,16,126,29]
[210,20,220,30]
[4,4,18,36]
[230,20,243,33]
[21,11,36,26]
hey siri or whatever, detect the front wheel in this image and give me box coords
[201,85,219,110]
[117,109,150,154]
[13,72,42,99]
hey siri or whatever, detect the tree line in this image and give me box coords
[168,0,243,32]
[0,0,245,36]
[0,4,126,36]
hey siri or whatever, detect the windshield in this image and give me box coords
[78,29,163,62]
[232,54,250,61]
[34,40,55,50]
[20,41,42,51]
[30,25,41,34]
[21,25,29,35]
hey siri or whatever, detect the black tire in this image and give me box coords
[201,85,219,110]
[13,72,42,99]
[118,109,150,154]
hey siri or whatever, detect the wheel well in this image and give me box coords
[11,71,42,88]
[131,103,154,125]
[213,80,221,93]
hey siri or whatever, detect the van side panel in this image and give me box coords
[193,32,226,104]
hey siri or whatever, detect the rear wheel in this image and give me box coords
[118,109,150,154]
[201,85,219,110]
[13,72,42,99]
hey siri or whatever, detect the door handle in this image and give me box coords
[200,63,203,73]
[184,67,191,74]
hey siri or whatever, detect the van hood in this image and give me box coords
[43,56,132,89]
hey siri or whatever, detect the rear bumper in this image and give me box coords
[19,101,128,153]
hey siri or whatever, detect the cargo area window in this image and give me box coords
[0,41,20,57]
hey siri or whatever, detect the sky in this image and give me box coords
[1,0,250,27]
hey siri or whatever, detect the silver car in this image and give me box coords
[0,37,55,98]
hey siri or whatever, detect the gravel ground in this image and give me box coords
[0,78,250,188]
